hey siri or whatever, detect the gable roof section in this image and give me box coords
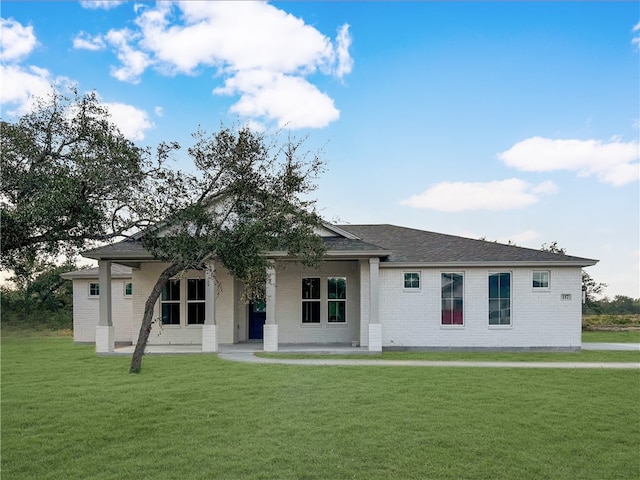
[338,224,598,267]
[60,264,132,279]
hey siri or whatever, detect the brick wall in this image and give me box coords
[131,263,237,345]
[274,260,361,344]
[379,266,582,349]
[72,278,133,343]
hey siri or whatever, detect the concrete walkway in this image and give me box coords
[581,342,640,351]
[113,342,640,369]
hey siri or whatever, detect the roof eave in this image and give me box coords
[83,251,154,261]
[60,272,132,280]
[266,249,392,259]
[380,260,598,268]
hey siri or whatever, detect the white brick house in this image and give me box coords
[69,223,597,353]
[60,264,134,344]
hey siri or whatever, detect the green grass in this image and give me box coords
[259,350,640,363]
[2,335,640,480]
[582,330,640,343]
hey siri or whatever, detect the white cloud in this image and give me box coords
[633,21,640,49]
[334,24,353,79]
[105,28,151,83]
[86,2,350,129]
[215,70,339,129]
[532,180,559,195]
[400,178,557,212]
[102,101,154,141]
[498,137,640,186]
[0,64,54,115]
[72,32,106,51]
[154,106,163,117]
[0,18,37,62]
[79,1,126,11]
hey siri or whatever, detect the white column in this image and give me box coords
[96,260,114,354]
[368,258,382,352]
[202,261,218,352]
[263,262,278,352]
[359,260,370,347]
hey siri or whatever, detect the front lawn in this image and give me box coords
[2,335,639,480]
[582,330,640,343]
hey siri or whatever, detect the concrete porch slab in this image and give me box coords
[112,342,367,356]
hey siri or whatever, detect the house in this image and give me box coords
[60,264,134,344]
[68,223,598,353]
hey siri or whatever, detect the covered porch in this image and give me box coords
[94,254,387,355]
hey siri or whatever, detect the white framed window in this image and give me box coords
[441,273,464,326]
[403,272,420,290]
[327,277,346,323]
[123,282,133,297]
[88,282,100,297]
[533,270,550,289]
[301,278,321,324]
[161,279,181,325]
[186,279,205,325]
[489,272,511,326]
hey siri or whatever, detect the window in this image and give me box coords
[327,277,346,323]
[124,282,133,297]
[161,279,181,325]
[302,278,320,324]
[187,279,205,325]
[489,272,511,325]
[441,273,463,325]
[404,272,420,289]
[533,271,550,289]
[88,283,100,297]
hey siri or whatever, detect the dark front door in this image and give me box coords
[248,300,266,340]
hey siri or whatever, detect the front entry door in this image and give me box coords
[248,300,266,340]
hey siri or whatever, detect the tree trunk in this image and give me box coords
[129,261,182,373]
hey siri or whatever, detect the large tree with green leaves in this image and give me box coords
[129,127,326,373]
[1,88,163,280]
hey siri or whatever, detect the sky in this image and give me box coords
[1,1,639,298]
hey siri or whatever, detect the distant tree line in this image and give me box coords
[1,263,78,329]
[583,295,640,316]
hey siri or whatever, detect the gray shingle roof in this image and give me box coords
[83,238,152,260]
[60,264,132,279]
[81,224,598,267]
[338,224,597,266]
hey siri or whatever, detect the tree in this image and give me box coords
[540,241,566,254]
[1,87,163,280]
[129,127,326,373]
[1,261,78,329]
[540,242,607,314]
[581,271,607,314]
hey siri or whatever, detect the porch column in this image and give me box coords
[202,261,218,352]
[263,262,278,352]
[359,260,370,347]
[96,260,114,353]
[368,258,382,352]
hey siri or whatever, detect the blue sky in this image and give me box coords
[1,1,638,298]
